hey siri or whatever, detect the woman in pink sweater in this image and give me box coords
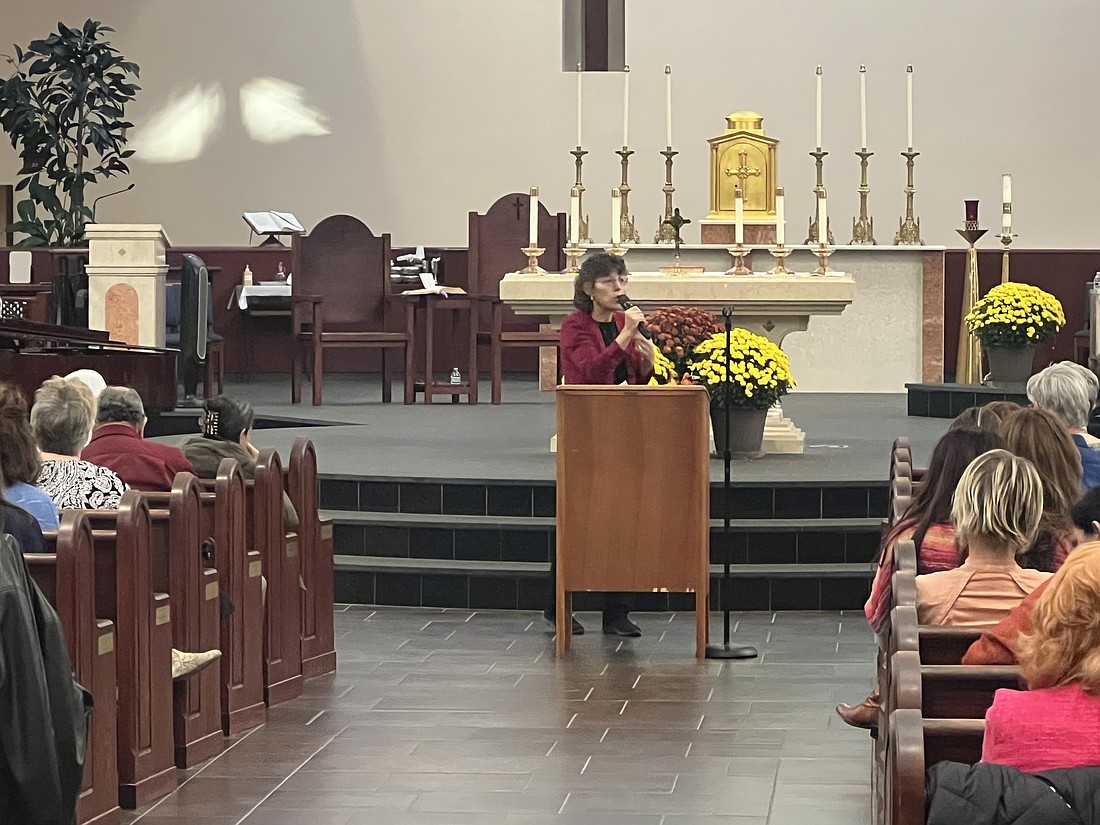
[982,542,1100,772]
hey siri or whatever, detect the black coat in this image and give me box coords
[927,761,1100,825]
[0,531,91,824]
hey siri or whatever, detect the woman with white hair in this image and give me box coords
[1027,362,1100,488]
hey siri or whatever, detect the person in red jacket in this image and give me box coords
[81,386,194,492]
[546,253,654,639]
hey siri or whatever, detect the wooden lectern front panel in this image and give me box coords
[555,386,710,595]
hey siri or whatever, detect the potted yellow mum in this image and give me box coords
[685,328,795,456]
[965,282,1065,384]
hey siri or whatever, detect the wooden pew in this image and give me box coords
[142,473,224,768]
[31,512,119,825]
[85,492,176,809]
[254,448,303,704]
[287,436,336,679]
[201,459,265,733]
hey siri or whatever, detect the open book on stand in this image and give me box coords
[243,211,305,236]
[402,271,466,296]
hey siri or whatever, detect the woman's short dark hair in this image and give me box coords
[0,381,40,484]
[1070,487,1100,536]
[201,395,255,442]
[572,252,626,313]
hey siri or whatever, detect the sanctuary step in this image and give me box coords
[321,477,885,612]
[905,381,1029,419]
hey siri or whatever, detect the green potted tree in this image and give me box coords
[0,19,140,248]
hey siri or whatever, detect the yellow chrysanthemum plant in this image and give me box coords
[685,329,795,409]
[647,344,678,386]
[965,282,1065,348]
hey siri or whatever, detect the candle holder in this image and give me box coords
[769,245,793,275]
[604,243,629,257]
[563,243,583,274]
[894,150,924,245]
[654,146,679,244]
[850,150,876,245]
[805,149,835,244]
[724,244,752,276]
[615,146,641,244]
[520,245,546,274]
[569,146,591,244]
[997,228,1017,284]
[811,243,834,276]
[955,226,987,384]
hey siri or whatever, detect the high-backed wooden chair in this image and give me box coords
[290,215,414,405]
[469,194,566,404]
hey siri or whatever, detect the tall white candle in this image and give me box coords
[817,191,828,245]
[576,63,583,147]
[622,65,630,147]
[529,187,539,246]
[1002,174,1013,231]
[815,65,823,150]
[775,187,785,246]
[611,188,621,245]
[665,64,673,147]
[734,187,744,245]
[859,65,867,150]
[569,187,580,245]
[906,65,913,150]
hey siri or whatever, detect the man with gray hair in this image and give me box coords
[81,386,194,492]
[1026,362,1100,488]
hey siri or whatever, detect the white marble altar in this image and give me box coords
[85,223,171,347]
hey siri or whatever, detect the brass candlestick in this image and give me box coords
[998,203,1016,283]
[520,245,546,274]
[615,146,641,244]
[769,245,793,275]
[569,146,591,243]
[604,243,629,257]
[563,243,582,274]
[654,146,679,244]
[851,149,876,244]
[725,244,751,276]
[894,150,923,245]
[805,149,834,244]
[812,243,834,276]
[955,227,986,384]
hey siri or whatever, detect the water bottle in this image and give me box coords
[1093,271,1100,292]
[450,367,462,385]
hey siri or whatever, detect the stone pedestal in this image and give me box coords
[85,223,171,347]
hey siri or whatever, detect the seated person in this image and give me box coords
[180,396,298,528]
[1027,362,1100,487]
[1,488,46,554]
[981,542,1100,772]
[31,376,127,511]
[0,381,58,530]
[82,386,194,492]
[948,402,1017,436]
[918,449,1052,628]
[963,487,1100,665]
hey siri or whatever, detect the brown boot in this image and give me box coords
[835,689,880,729]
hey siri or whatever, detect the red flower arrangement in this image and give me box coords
[644,305,723,375]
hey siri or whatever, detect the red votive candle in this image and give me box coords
[964,200,979,224]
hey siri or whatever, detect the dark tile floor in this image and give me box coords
[123,608,875,825]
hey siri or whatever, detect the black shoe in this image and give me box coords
[543,611,584,635]
[602,615,642,637]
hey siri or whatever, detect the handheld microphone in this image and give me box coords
[617,295,651,339]
[91,183,136,222]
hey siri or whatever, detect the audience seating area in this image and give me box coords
[24,436,336,822]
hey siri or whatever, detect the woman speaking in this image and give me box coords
[545,253,654,638]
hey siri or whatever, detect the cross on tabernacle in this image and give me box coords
[511,196,525,220]
[724,148,761,187]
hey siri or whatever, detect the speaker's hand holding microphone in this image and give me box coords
[616,295,650,340]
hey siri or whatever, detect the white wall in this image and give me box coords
[2,1,1098,249]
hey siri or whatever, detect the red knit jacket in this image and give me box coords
[559,310,653,385]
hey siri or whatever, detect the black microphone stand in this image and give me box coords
[705,306,759,660]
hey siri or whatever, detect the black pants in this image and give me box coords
[545,554,630,621]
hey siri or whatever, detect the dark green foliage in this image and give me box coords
[0,20,140,247]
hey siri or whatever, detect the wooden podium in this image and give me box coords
[555,385,711,657]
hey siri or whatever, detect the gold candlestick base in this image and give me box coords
[724,244,752,276]
[812,244,834,276]
[604,244,628,257]
[955,227,987,384]
[563,244,583,274]
[769,245,793,275]
[997,231,1017,283]
[520,246,546,274]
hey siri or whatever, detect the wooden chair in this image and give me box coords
[469,194,566,404]
[290,215,414,405]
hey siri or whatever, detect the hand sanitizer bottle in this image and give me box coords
[450,367,462,385]
[243,264,254,286]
